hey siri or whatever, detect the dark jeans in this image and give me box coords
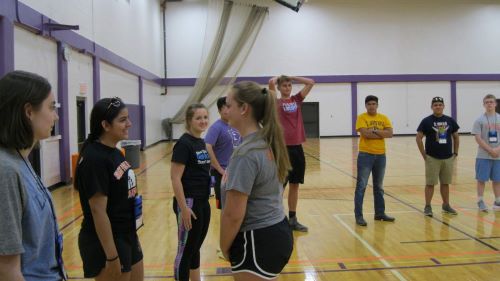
[354,152,386,218]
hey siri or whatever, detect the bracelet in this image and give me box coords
[106,255,119,262]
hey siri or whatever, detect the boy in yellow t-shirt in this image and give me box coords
[354,95,395,226]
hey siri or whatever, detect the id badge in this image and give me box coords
[438,132,447,144]
[489,131,498,143]
[134,195,144,230]
[57,232,68,280]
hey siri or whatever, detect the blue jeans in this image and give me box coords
[354,152,386,218]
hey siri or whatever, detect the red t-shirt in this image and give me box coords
[277,93,306,146]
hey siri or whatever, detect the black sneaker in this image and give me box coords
[356,216,367,226]
[374,214,395,222]
[442,204,458,215]
[424,205,433,217]
[289,216,308,232]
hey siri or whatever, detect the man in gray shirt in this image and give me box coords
[471,94,500,212]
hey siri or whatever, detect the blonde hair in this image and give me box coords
[277,75,291,87]
[185,103,207,131]
[483,94,497,102]
[231,81,291,182]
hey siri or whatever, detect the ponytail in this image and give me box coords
[231,81,291,182]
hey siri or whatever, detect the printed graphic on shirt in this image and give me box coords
[196,150,211,165]
[228,128,241,148]
[366,120,385,130]
[114,161,132,180]
[282,101,298,113]
[128,169,137,198]
[432,122,449,143]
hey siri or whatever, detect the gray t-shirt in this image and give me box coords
[222,133,285,232]
[471,113,500,160]
[0,147,26,255]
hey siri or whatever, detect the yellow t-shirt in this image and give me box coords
[356,113,392,154]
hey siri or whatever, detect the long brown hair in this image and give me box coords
[231,81,291,182]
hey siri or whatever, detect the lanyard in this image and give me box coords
[16,150,67,280]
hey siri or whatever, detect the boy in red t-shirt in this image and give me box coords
[269,75,315,232]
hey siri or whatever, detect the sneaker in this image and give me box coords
[477,200,488,212]
[493,202,500,212]
[442,204,458,215]
[289,216,308,232]
[355,216,367,226]
[374,214,395,222]
[424,205,433,217]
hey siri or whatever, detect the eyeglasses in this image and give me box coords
[432,97,443,102]
[104,97,121,115]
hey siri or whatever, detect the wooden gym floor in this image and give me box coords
[52,135,500,280]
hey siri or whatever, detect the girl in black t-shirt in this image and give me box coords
[74,97,144,281]
[171,103,211,281]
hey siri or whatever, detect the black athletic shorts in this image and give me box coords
[286,145,306,185]
[78,230,143,278]
[229,219,293,279]
[212,169,223,209]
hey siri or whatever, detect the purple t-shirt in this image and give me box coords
[205,119,241,169]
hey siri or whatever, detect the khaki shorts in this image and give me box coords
[425,155,455,185]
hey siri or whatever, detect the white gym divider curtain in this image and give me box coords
[163,0,268,139]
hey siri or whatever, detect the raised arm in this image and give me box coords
[292,76,315,99]
[268,76,278,92]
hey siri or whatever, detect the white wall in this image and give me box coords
[100,62,139,104]
[20,0,164,76]
[165,0,500,77]
[14,27,58,95]
[68,50,93,169]
[143,80,166,146]
[457,82,500,132]
[306,84,352,136]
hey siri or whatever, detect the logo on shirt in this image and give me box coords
[432,122,449,142]
[114,161,131,180]
[127,169,137,198]
[228,128,241,148]
[282,101,298,113]
[366,120,385,130]
[196,150,210,165]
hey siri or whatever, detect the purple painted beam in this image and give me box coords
[92,56,100,104]
[351,82,358,136]
[138,77,145,150]
[450,81,457,120]
[0,16,15,77]
[57,42,71,183]
[165,74,500,87]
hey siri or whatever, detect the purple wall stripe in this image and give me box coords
[0,16,15,77]
[126,104,142,142]
[57,42,71,183]
[166,74,500,87]
[351,82,358,136]
[138,77,145,150]
[450,81,457,120]
[92,56,100,104]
